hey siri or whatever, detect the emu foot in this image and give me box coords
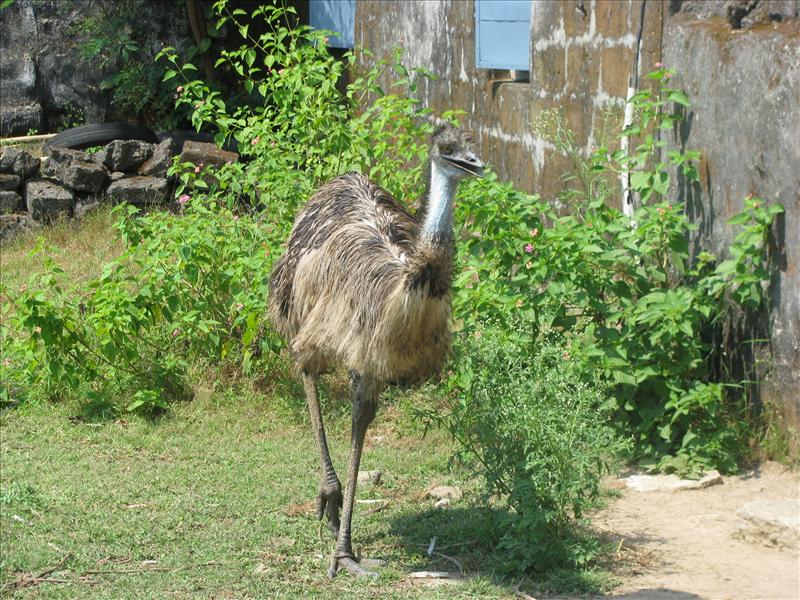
[327,552,380,579]
[315,483,342,539]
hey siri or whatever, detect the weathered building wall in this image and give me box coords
[356,0,799,429]
[662,9,800,426]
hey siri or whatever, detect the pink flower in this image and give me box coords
[524,243,534,253]
[251,136,261,146]
[655,62,663,68]
[194,162,204,174]
[530,228,539,237]
[178,194,191,205]
[172,328,181,338]
[176,85,184,93]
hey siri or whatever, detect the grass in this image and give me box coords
[1,386,527,599]
[0,210,620,598]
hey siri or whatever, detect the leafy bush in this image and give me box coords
[158,1,439,211]
[452,69,783,476]
[2,201,276,415]
[418,324,626,573]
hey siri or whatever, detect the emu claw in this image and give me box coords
[315,485,342,539]
[327,554,379,579]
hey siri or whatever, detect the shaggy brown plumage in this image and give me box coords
[269,172,454,382]
[268,124,483,578]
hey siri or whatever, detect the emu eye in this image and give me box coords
[440,143,454,155]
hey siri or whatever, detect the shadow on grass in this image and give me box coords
[362,505,702,598]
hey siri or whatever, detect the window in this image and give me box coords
[309,0,355,49]
[475,0,531,71]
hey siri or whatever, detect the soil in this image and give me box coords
[592,462,799,600]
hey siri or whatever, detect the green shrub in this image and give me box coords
[2,201,276,415]
[451,69,782,476]
[418,324,627,574]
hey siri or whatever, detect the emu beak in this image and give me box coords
[443,151,485,177]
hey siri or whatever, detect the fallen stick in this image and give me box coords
[84,560,221,575]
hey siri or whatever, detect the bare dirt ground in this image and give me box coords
[592,462,799,600]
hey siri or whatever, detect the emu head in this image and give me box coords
[430,124,484,180]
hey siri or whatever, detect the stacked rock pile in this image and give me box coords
[0,139,238,243]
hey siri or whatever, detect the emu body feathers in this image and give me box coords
[269,171,452,383]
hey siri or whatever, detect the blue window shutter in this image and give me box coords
[309,0,355,49]
[475,0,531,70]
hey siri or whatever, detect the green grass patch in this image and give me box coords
[2,384,613,598]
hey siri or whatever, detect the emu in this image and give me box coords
[268,124,483,577]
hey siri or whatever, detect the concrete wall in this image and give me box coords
[356,0,799,428]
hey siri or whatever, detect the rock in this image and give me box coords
[434,498,451,508]
[0,214,39,243]
[42,147,109,193]
[95,139,153,173]
[0,174,21,190]
[110,171,126,182]
[357,470,383,485]
[25,179,74,221]
[735,499,800,549]
[178,140,238,169]
[622,470,723,492]
[0,147,40,178]
[0,190,22,212]
[427,485,463,501]
[74,199,104,220]
[106,176,168,207]
[138,138,174,178]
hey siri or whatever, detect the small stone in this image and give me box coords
[106,176,168,207]
[110,171,126,182]
[735,499,800,549]
[74,199,103,220]
[0,214,40,243]
[434,498,451,508]
[0,190,22,212]
[0,146,40,179]
[138,138,174,178]
[427,485,463,501]
[95,139,153,172]
[25,179,74,222]
[0,173,21,190]
[357,470,383,485]
[179,140,238,169]
[622,470,723,492]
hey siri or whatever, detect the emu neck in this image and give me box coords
[421,161,457,239]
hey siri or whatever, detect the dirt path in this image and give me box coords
[592,462,799,600]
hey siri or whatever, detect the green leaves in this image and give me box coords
[452,70,780,476]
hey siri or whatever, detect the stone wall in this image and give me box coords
[0,139,238,242]
[356,0,799,429]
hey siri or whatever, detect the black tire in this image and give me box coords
[43,123,158,152]
[157,129,238,155]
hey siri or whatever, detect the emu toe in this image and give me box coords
[315,484,342,539]
[327,553,379,579]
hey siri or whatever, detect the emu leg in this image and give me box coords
[327,370,380,578]
[302,371,342,539]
